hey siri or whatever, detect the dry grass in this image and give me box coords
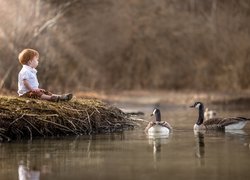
[1,1,250,92]
[0,96,139,142]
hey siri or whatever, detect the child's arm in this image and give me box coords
[23,79,39,92]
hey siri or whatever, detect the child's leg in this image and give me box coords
[48,93,73,101]
[40,94,53,100]
[41,90,73,101]
[41,94,60,102]
[41,90,60,102]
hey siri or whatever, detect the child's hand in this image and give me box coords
[32,89,41,93]
[39,88,46,93]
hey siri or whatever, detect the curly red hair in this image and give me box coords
[18,48,39,65]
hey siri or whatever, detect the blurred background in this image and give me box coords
[1,0,250,94]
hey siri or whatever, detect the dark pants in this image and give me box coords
[21,89,52,99]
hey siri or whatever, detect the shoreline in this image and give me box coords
[0,95,139,142]
[76,90,250,106]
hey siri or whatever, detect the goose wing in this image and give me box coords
[159,121,172,130]
[219,117,250,126]
[203,118,224,129]
[145,122,155,132]
[204,117,249,129]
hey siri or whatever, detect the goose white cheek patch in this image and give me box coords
[195,103,200,108]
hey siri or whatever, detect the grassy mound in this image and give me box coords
[0,96,139,142]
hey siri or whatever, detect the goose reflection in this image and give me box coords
[194,131,205,166]
[225,129,247,135]
[148,135,171,163]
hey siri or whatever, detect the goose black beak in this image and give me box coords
[150,114,153,116]
[190,105,195,108]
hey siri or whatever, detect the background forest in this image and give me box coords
[1,0,250,93]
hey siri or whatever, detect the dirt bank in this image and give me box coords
[0,96,139,142]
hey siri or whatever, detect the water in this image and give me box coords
[0,103,250,180]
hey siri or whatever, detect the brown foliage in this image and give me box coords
[0,0,250,92]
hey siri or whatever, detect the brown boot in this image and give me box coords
[59,93,73,101]
[50,95,60,102]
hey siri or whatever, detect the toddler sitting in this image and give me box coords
[17,48,73,102]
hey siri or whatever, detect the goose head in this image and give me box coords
[151,108,161,122]
[190,102,204,109]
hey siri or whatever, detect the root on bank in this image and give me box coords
[0,96,140,141]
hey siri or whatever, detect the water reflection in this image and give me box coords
[1,121,250,180]
[194,131,205,167]
[193,128,250,168]
[17,147,52,180]
[18,161,40,180]
[225,129,247,135]
[148,134,171,163]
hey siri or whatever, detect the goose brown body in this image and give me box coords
[190,102,250,130]
[203,117,249,130]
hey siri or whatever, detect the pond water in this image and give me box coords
[0,102,250,180]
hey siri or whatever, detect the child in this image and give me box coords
[17,48,73,102]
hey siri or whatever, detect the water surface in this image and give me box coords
[1,103,250,180]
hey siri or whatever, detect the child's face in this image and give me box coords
[29,56,39,68]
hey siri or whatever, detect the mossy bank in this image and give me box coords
[0,96,139,142]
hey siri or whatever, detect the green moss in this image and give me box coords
[0,96,138,142]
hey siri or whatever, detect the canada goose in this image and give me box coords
[190,102,250,130]
[204,108,216,120]
[145,108,172,136]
